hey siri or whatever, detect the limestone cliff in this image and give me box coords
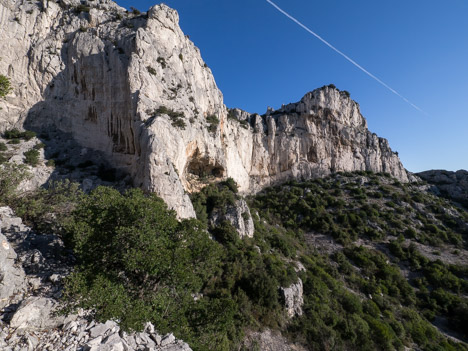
[0,0,408,217]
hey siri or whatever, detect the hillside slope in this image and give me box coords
[1,167,467,350]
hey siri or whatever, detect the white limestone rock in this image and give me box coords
[10,296,64,330]
[280,278,304,318]
[210,198,254,238]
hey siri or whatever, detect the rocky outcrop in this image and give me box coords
[0,0,408,218]
[0,231,26,310]
[9,296,64,331]
[280,278,304,318]
[225,88,408,194]
[209,199,254,238]
[418,170,468,208]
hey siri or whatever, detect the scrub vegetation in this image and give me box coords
[0,169,467,350]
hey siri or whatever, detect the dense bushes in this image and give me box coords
[252,174,464,246]
[2,170,466,350]
[250,172,468,350]
[190,178,239,224]
[58,183,300,350]
[62,187,232,349]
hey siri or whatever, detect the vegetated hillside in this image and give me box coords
[2,162,468,350]
[249,171,468,350]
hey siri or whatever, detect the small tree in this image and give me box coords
[0,163,29,204]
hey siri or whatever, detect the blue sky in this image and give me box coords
[116,0,468,173]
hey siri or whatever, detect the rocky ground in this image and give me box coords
[243,329,307,351]
[0,206,193,351]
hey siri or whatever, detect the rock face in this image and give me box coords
[0,231,26,310]
[418,170,468,208]
[0,0,408,218]
[210,199,255,238]
[280,278,304,318]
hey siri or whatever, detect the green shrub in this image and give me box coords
[151,106,186,129]
[0,142,7,151]
[154,106,184,119]
[21,130,36,140]
[130,6,140,15]
[0,163,29,204]
[3,127,35,141]
[0,74,12,98]
[0,154,7,164]
[24,148,40,166]
[171,117,186,129]
[63,187,228,349]
[207,114,219,133]
[3,128,22,139]
[13,180,82,233]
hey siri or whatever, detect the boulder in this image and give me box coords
[10,296,64,330]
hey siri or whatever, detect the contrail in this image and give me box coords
[265,0,427,115]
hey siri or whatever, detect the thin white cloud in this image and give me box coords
[265,0,427,115]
